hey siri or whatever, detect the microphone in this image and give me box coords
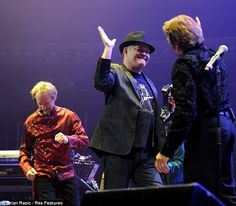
[205,45,228,70]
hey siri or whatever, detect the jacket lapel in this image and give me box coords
[122,65,142,101]
[121,64,158,105]
[143,75,158,100]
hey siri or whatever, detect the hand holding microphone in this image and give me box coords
[205,45,228,70]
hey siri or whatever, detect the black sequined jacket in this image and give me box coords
[161,44,230,157]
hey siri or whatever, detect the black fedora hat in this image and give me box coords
[119,31,155,54]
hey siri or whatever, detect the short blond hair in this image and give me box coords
[163,14,204,52]
[31,81,58,101]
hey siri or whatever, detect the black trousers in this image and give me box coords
[34,175,80,206]
[101,148,163,189]
[184,115,236,205]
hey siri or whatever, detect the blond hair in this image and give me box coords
[163,14,204,52]
[31,81,58,101]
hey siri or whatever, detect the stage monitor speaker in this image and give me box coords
[81,183,224,206]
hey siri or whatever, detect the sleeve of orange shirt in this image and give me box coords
[66,111,89,149]
[18,124,34,176]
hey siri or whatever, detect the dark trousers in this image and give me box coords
[101,148,163,189]
[34,175,80,206]
[184,115,236,205]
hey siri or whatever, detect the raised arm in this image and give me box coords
[98,26,117,59]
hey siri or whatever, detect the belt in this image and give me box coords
[219,110,231,118]
[201,107,235,121]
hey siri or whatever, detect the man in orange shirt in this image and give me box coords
[19,81,89,206]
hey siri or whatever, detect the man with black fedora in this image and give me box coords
[90,26,164,189]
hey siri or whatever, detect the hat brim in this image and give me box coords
[119,41,155,54]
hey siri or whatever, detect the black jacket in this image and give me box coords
[161,44,230,158]
[90,58,164,155]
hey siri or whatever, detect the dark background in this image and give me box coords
[0,0,236,183]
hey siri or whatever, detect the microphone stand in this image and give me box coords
[215,64,222,200]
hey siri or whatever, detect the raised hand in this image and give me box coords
[195,16,201,28]
[98,26,117,48]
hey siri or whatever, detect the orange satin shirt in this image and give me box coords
[19,106,89,180]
